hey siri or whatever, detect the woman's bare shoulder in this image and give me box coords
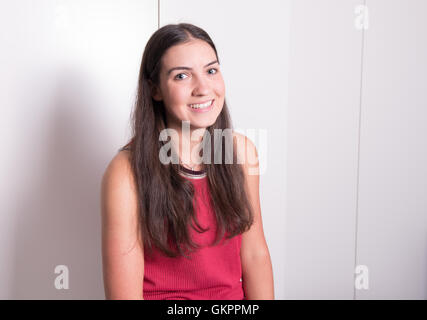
[103,150,134,185]
[232,131,258,168]
[101,150,144,300]
[108,149,131,167]
[101,150,138,220]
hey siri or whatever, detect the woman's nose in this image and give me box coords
[192,75,210,96]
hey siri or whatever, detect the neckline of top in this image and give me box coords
[178,164,207,179]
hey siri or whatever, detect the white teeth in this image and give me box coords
[189,100,213,109]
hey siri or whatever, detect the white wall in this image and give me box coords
[0,0,426,299]
[286,0,427,299]
[0,0,157,299]
[285,0,363,299]
[356,0,427,299]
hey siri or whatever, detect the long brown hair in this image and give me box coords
[120,23,254,259]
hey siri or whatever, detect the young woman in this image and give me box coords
[101,23,274,300]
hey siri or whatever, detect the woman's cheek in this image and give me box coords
[216,77,226,97]
[169,87,187,106]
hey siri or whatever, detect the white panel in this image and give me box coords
[161,0,291,299]
[286,0,363,298]
[356,0,427,299]
[0,0,157,299]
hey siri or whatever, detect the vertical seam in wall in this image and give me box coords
[158,0,160,29]
[353,0,367,300]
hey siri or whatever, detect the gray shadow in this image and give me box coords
[11,68,115,299]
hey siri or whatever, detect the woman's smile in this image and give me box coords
[187,99,214,113]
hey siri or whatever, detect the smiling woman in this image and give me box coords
[150,37,225,133]
[101,23,274,300]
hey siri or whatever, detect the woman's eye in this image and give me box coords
[174,73,188,80]
[174,68,218,80]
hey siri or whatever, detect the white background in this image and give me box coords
[0,0,426,299]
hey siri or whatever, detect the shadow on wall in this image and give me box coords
[10,68,114,299]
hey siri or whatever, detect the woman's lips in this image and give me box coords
[187,99,214,113]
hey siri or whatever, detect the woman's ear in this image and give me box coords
[148,80,162,101]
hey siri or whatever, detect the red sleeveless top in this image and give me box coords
[143,169,245,300]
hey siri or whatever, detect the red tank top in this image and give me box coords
[143,170,245,300]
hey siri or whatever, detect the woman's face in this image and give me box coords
[152,39,225,131]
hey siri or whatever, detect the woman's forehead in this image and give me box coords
[162,40,217,69]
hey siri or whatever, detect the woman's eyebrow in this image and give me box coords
[167,60,219,75]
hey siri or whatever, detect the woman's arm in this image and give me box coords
[101,150,144,300]
[235,133,275,300]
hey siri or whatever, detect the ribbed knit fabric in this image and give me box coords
[143,174,245,300]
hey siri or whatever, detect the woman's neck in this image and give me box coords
[168,122,207,171]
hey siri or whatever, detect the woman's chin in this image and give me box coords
[190,111,223,129]
[189,117,218,130]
